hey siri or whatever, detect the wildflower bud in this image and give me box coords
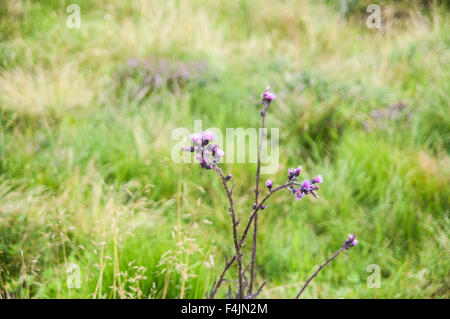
[260,205,266,210]
[312,175,323,184]
[295,189,303,200]
[202,131,215,142]
[344,234,358,249]
[265,179,273,190]
[225,174,232,181]
[301,180,311,190]
[261,86,276,103]
[253,203,258,209]
[288,168,296,180]
[288,166,302,180]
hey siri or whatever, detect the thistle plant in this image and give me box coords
[182,86,358,299]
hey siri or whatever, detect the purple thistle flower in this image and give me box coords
[265,179,273,190]
[261,86,276,102]
[253,203,258,209]
[202,131,215,143]
[344,234,358,249]
[225,174,232,181]
[295,189,303,200]
[288,165,302,180]
[312,175,323,184]
[301,180,311,190]
[190,133,202,145]
[288,168,295,179]
[289,170,323,201]
[184,131,224,169]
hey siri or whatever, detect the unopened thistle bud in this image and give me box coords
[344,234,358,249]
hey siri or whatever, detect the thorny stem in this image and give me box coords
[214,166,244,299]
[249,100,270,295]
[295,245,346,299]
[208,255,236,298]
[209,182,292,298]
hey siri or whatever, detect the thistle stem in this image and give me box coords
[249,101,269,295]
[295,246,346,299]
[214,167,244,298]
[209,182,292,298]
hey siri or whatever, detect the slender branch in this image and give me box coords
[208,255,236,299]
[295,246,346,299]
[214,166,244,298]
[254,280,266,298]
[239,182,291,249]
[210,182,292,297]
[249,101,269,295]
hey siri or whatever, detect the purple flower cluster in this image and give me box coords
[183,131,224,169]
[260,86,276,116]
[344,234,358,249]
[288,166,302,180]
[286,166,323,200]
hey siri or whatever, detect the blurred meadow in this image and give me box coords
[0,0,449,299]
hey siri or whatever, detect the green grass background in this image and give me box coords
[0,0,449,298]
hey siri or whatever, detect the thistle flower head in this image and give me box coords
[265,179,273,189]
[261,86,276,102]
[202,131,215,142]
[288,166,302,180]
[295,189,304,200]
[301,180,311,189]
[184,131,224,169]
[312,175,323,184]
[344,234,358,249]
[288,167,323,201]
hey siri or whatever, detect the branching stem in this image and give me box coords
[209,181,292,298]
[214,167,244,298]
